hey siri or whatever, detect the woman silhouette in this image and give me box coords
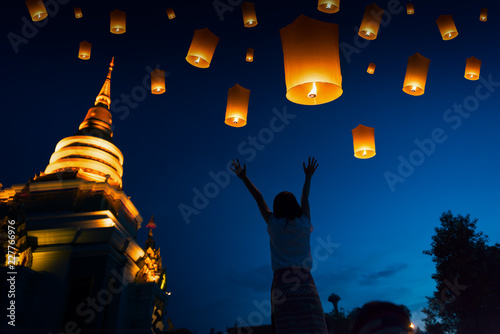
[231,157,328,334]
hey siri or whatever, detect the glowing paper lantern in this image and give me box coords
[464,57,481,81]
[246,48,254,62]
[225,84,250,128]
[74,8,83,18]
[146,215,156,229]
[78,41,91,60]
[280,15,343,105]
[110,9,126,34]
[352,125,376,159]
[167,8,176,19]
[480,8,487,21]
[367,63,376,74]
[436,15,458,40]
[317,0,340,14]
[25,0,48,21]
[185,28,220,68]
[359,3,384,40]
[151,69,166,94]
[241,2,258,27]
[407,4,414,15]
[402,53,430,96]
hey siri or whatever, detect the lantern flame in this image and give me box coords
[362,150,367,157]
[365,31,371,37]
[411,85,417,92]
[233,117,239,124]
[448,33,451,37]
[326,4,331,9]
[194,57,200,64]
[248,20,254,25]
[308,82,318,98]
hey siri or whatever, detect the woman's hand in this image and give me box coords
[303,156,319,178]
[230,159,247,179]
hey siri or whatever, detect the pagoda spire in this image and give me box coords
[95,57,114,109]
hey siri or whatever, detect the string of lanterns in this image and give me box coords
[23,1,490,159]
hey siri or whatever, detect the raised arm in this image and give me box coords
[231,159,272,224]
[301,157,319,219]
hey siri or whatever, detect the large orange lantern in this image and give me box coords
[151,69,166,94]
[367,63,376,74]
[407,4,414,15]
[246,48,254,62]
[241,2,258,27]
[225,84,250,128]
[78,41,91,60]
[25,0,48,21]
[110,9,126,34]
[280,15,343,105]
[74,8,83,18]
[317,0,340,14]
[359,3,384,40]
[167,8,176,19]
[480,8,487,21]
[436,15,458,40]
[402,53,431,96]
[186,28,220,68]
[352,125,376,159]
[464,57,481,81]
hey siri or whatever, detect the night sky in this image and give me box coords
[2,0,500,332]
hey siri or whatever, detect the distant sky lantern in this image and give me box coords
[436,15,458,40]
[167,8,176,19]
[185,28,220,68]
[246,48,254,62]
[110,9,126,34]
[480,8,488,21]
[367,63,376,74]
[241,2,258,27]
[78,41,91,60]
[225,84,250,128]
[25,0,48,21]
[402,53,431,96]
[74,8,83,18]
[464,57,481,80]
[352,125,376,159]
[317,0,340,14]
[151,69,166,94]
[359,3,384,40]
[280,15,343,105]
[146,215,156,229]
[407,4,414,15]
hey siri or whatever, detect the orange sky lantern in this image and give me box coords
[167,8,176,19]
[78,41,91,60]
[246,48,254,62]
[110,9,126,34]
[403,53,431,96]
[74,8,83,18]
[241,2,258,27]
[317,0,340,14]
[225,84,250,128]
[280,15,343,105]
[151,69,166,94]
[480,8,488,21]
[436,15,458,40]
[464,57,481,80]
[186,28,220,68]
[359,3,384,40]
[407,4,414,15]
[367,63,376,74]
[25,0,48,21]
[352,125,376,159]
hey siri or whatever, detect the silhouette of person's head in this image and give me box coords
[273,191,302,220]
[351,301,412,334]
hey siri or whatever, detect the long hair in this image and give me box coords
[273,191,302,222]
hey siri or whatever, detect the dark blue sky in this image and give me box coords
[2,0,500,332]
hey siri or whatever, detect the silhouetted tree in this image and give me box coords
[328,293,341,315]
[422,211,500,334]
